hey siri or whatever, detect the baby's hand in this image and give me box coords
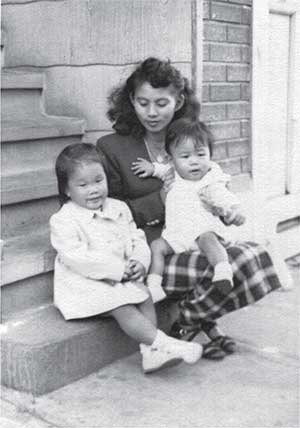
[223,206,246,226]
[131,158,154,178]
[128,259,146,281]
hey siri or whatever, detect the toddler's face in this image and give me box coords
[66,161,108,210]
[170,137,211,181]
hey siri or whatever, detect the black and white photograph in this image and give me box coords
[1,0,299,427]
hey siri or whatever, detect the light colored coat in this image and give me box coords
[50,199,150,320]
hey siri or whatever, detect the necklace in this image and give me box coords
[144,138,168,164]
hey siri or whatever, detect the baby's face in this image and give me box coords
[66,161,108,210]
[170,138,211,181]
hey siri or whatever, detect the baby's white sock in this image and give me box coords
[147,274,166,303]
[213,261,233,284]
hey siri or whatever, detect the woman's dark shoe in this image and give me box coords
[202,341,226,360]
[169,321,202,342]
[210,335,237,354]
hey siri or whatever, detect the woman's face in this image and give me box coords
[131,82,183,135]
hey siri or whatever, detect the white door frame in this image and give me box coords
[251,0,300,253]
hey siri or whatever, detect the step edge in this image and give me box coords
[1,116,86,142]
[1,70,44,89]
[1,236,56,285]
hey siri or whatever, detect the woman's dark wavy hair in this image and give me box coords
[106,57,201,138]
[165,118,214,157]
[55,143,103,206]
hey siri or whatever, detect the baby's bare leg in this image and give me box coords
[196,232,228,266]
[196,232,233,294]
[147,238,174,303]
[149,237,174,276]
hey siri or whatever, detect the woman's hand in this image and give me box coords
[223,205,246,226]
[131,158,154,178]
[127,259,146,281]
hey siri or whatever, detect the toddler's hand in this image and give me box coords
[223,206,246,226]
[131,158,154,178]
[122,263,133,282]
[128,259,146,281]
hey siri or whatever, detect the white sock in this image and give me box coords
[139,343,149,353]
[147,274,166,303]
[151,329,168,349]
[213,261,233,283]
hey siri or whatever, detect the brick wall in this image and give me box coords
[201,0,252,176]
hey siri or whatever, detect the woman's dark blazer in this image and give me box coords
[96,133,165,243]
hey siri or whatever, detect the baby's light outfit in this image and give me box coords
[152,162,172,180]
[50,198,150,320]
[162,162,240,253]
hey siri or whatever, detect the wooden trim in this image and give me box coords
[251,0,269,199]
[191,0,203,101]
[287,5,300,193]
[269,0,298,15]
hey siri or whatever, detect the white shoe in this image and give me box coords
[165,338,203,364]
[140,345,183,374]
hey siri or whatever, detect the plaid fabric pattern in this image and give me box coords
[162,241,282,327]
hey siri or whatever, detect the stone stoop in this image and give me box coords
[0,301,177,396]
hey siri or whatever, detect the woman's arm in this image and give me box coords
[50,215,125,281]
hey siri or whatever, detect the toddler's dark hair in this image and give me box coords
[55,143,103,206]
[107,57,200,138]
[165,118,214,156]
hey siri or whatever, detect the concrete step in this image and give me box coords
[1,226,55,318]
[0,301,176,396]
[1,69,44,89]
[2,134,83,176]
[1,196,60,240]
[1,225,55,322]
[1,69,45,121]
[1,168,57,205]
[1,226,54,287]
[1,116,85,143]
[1,226,52,319]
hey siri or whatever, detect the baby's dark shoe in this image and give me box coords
[210,335,237,354]
[169,320,202,342]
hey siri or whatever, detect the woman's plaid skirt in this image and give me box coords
[163,241,282,326]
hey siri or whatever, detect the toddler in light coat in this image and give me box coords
[50,143,203,373]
